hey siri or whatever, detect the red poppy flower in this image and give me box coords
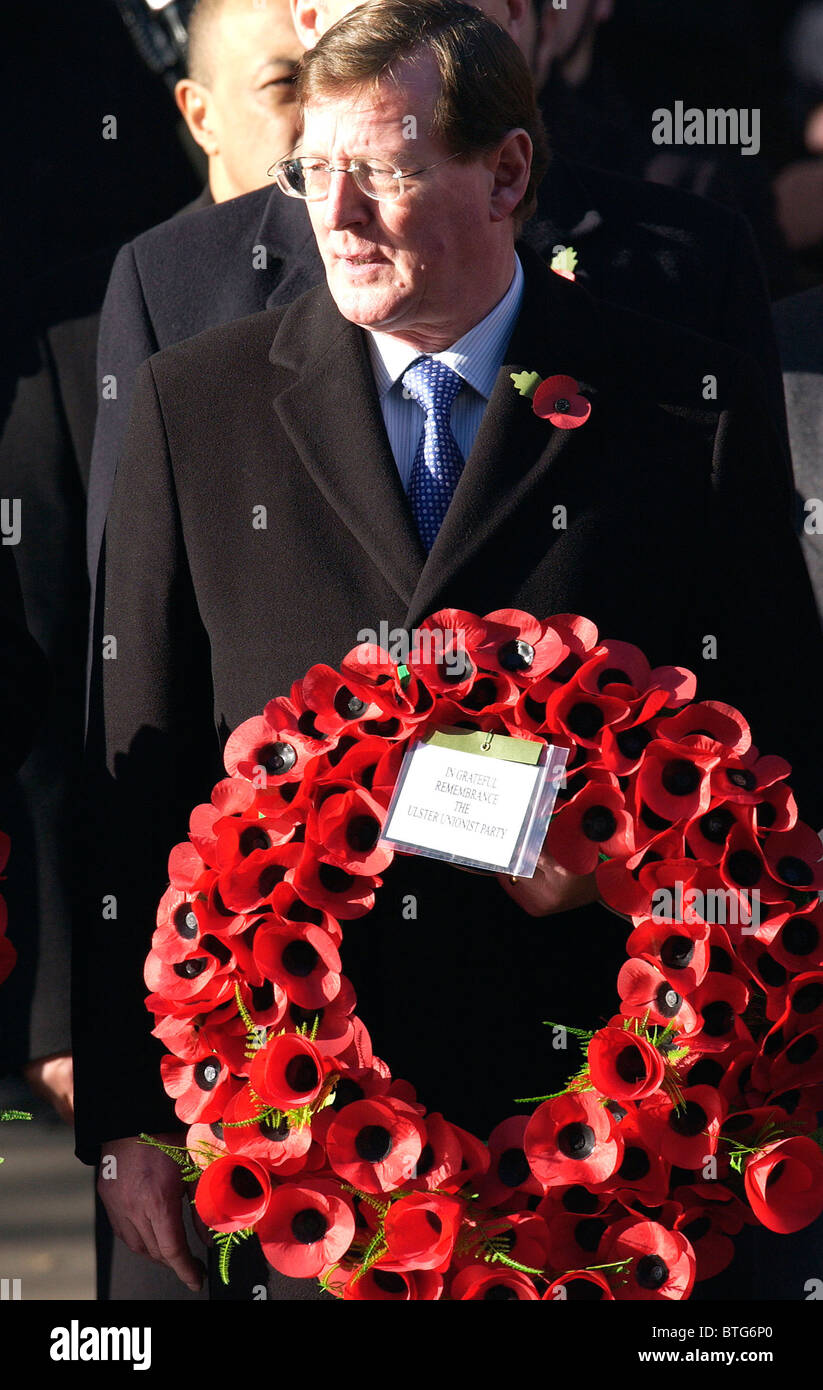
[194,1154,272,1233]
[617,957,697,1034]
[610,1111,671,1207]
[308,786,393,876]
[160,1051,238,1125]
[744,1137,823,1233]
[710,750,792,808]
[342,1266,444,1300]
[326,1097,426,1194]
[144,940,236,1016]
[718,825,789,907]
[547,780,634,875]
[339,645,435,730]
[216,841,304,914]
[543,1271,614,1301]
[595,827,686,919]
[252,921,341,1010]
[780,970,823,1037]
[588,1026,666,1103]
[674,1204,740,1282]
[684,799,751,866]
[627,918,710,994]
[764,1025,823,1092]
[222,1084,314,1170]
[543,1208,612,1270]
[476,608,567,685]
[657,701,751,757]
[290,849,379,920]
[525,1090,623,1189]
[477,1116,543,1206]
[405,608,503,698]
[223,707,316,785]
[297,663,386,739]
[636,1086,726,1169]
[450,1265,540,1300]
[762,823,823,893]
[248,1032,329,1112]
[544,680,630,751]
[212,807,299,873]
[751,781,797,836]
[602,1220,695,1300]
[403,1112,465,1192]
[380,1193,464,1272]
[689,973,751,1053]
[635,741,716,825]
[256,1179,356,1276]
[770,906,823,973]
[532,374,591,429]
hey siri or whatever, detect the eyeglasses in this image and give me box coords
[269,151,463,203]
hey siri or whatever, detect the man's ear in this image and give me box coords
[174,79,220,157]
[291,0,325,49]
[486,129,532,223]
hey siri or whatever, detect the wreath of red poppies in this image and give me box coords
[143,608,823,1301]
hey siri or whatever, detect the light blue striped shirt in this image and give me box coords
[365,253,525,490]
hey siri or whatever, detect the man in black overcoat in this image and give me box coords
[78,1,823,1301]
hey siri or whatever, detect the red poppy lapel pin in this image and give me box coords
[511,369,592,430]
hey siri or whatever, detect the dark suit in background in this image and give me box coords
[77,247,823,1299]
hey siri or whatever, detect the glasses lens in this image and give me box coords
[352,160,401,200]
[277,158,330,199]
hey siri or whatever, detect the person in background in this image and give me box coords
[175,0,302,202]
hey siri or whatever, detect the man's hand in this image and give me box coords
[23,1052,74,1124]
[497,845,599,917]
[97,1135,205,1292]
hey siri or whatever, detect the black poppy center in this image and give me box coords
[618,1146,651,1181]
[616,726,651,760]
[702,1000,734,1037]
[777,855,813,887]
[766,1159,787,1190]
[726,768,756,790]
[497,1146,530,1188]
[282,939,319,978]
[291,1208,328,1244]
[334,686,367,720]
[194,1058,220,1091]
[787,1033,818,1064]
[561,1185,600,1214]
[567,702,603,739]
[414,1143,435,1179]
[239,826,271,857]
[757,953,787,987]
[655,983,682,1018]
[662,760,701,797]
[257,741,297,775]
[793,982,823,1014]
[317,863,354,892]
[173,904,199,939]
[727,850,762,888]
[498,639,535,672]
[346,815,380,853]
[699,809,735,844]
[230,1166,264,1202]
[174,957,208,979]
[581,805,618,842]
[615,1044,646,1084]
[483,1284,519,1300]
[669,1101,707,1138]
[781,919,818,956]
[661,934,695,969]
[635,1254,669,1290]
[355,1124,393,1163]
[557,1122,596,1161]
[284,1055,319,1094]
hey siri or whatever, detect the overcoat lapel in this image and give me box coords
[269,286,425,609]
[254,191,325,309]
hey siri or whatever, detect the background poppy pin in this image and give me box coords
[510,370,592,430]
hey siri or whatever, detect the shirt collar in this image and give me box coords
[366,252,525,402]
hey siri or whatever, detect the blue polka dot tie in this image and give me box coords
[402,357,465,552]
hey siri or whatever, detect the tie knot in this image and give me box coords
[401,356,463,415]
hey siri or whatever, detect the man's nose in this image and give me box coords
[323,167,370,230]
